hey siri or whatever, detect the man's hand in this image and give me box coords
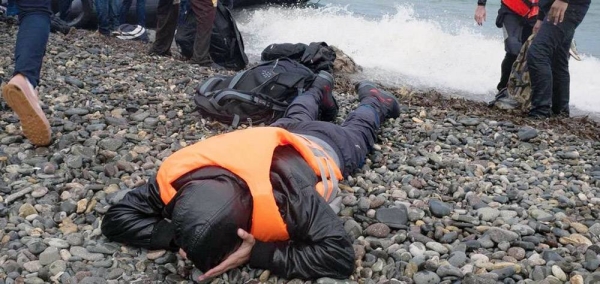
[533,20,543,33]
[475,5,487,26]
[547,0,568,25]
[198,229,256,281]
[179,248,187,260]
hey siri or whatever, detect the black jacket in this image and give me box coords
[478,0,591,7]
[101,145,355,280]
[537,0,591,21]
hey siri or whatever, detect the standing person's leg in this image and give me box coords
[1,0,52,146]
[497,12,524,91]
[7,0,19,16]
[521,21,533,43]
[528,3,588,118]
[58,0,73,21]
[550,3,589,116]
[551,36,573,116]
[527,21,559,118]
[95,0,110,35]
[189,0,216,66]
[109,0,119,31]
[119,0,133,25]
[150,0,178,55]
[136,0,146,27]
[178,0,189,24]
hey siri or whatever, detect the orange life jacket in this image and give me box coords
[502,0,539,18]
[156,127,343,242]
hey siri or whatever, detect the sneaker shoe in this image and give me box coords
[2,75,52,146]
[311,71,338,121]
[355,81,400,119]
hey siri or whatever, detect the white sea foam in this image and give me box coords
[237,4,600,114]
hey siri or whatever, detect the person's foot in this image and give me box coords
[355,81,400,119]
[191,58,226,71]
[527,111,551,119]
[147,48,172,57]
[204,62,226,71]
[1,75,52,146]
[311,71,338,121]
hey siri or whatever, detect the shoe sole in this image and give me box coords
[2,84,52,146]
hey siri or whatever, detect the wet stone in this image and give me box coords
[413,271,441,284]
[365,223,391,238]
[429,199,452,218]
[375,206,408,229]
[517,126,538,141]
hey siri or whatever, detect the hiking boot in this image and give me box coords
[355,81,400,119]
[311,71,338,121]
[2,75,52,146]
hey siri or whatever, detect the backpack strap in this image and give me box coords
[199,77,225,95]
[228,70,249,89]
[226,59,278,89]
[209,90,289,112]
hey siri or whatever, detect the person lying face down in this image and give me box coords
[100,71,402,281]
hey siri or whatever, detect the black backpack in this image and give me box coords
[261,42,336,73]
[175,1,248,70]
[194,58,316,127]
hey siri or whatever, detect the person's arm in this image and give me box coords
[101,177,178,251]
[475,0,487,25]
[248,176,355,279]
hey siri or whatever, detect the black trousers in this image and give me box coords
[496,6,533,91]
[527,2,590,117]
[271,88,381,177]
[151,0,215,65]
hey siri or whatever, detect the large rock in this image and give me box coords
[429,200,452,218]
[375,206,408,229]
[487,228,519,243]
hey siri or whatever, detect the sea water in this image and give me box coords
[235,0,600,116]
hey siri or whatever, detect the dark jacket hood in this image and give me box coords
[169,168,253,272]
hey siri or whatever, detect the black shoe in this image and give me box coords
[207,62,226,71]
[355,81,401,119]
[488,87,508,107]
[311,71,338,121]
[528,112,551,119]
[147,48,172,57]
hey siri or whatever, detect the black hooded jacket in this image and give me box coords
[101,145,355,280]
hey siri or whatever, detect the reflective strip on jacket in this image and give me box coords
[155,127,343,242]
[502,0,539,18]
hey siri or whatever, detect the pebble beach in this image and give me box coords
[2,20,600,284]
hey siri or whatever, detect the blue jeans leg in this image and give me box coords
[13,0,52,87]
[58,0,73,20]
[95,0,110,34]
[109,0,119,30]
[119,0,133,25]
[136,0,146,27]
[7,0,20,15]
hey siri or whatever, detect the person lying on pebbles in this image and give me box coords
[100,71,401,281]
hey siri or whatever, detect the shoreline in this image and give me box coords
[1,24,600,284]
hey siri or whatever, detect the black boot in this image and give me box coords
[310,71,338,121]
[355,81,401,120]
